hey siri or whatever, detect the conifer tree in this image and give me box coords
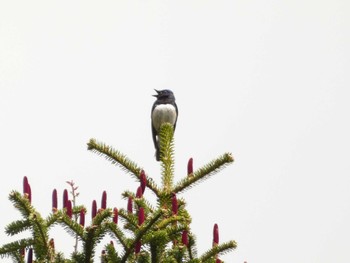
[0,123,236,262]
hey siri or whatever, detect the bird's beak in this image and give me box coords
[153,89,160,97]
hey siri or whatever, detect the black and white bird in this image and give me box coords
[151,89,178,161]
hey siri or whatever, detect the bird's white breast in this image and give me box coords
[152,104,177,131]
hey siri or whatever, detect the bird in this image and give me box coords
[151,89,178,161]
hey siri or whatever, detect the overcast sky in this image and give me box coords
[1,1,349,262]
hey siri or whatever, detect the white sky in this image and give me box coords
[1,1,349,262]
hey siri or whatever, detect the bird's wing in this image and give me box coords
[173,102,178,131]
[151,103,159,149]
[152,124,158,149]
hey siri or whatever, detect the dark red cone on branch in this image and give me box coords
[49,238,55,250]
[92,200,97,219]
[63,189,68,209]
[101,250,106,261]
[140,170,147,194]
[23,177,31,203]
[113,208,118,224]
[135,241,141,254]
[171,193,178,215]
[79,208,85,227]
[138,207,145,225]
[52,189,58,212]
[127,196,133,213]
[136,186,143,198]
[213,223,219,246]
[182,230,189,246]
[27,183,32,203]
[101,191,107,210]
[187,158,193,176]
[23,176,29,195]
[66,200,72,218]
[27,248,33,263]
[216,259,222,263]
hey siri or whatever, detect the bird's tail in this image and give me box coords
[155,147,160,161]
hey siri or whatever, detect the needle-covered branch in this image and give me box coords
[199,241,237,262]
[0,239,34,259]
[173,153,234,194]
[159,123,176,193]
[120,209,163,263]
[87,138,160,195]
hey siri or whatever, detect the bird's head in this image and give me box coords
[153,89,175,100]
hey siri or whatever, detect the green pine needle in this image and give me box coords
[120,209,163,262]
[57,212,85,240]
[158,123,175,192]
[8,191,32,219]
[5,219,31,236]
[0,238,34,257]
[87,138,141,177]
[173,152,234,194]
[107,222,128,250]
[200,240,237,262]
[87,138,160,195]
